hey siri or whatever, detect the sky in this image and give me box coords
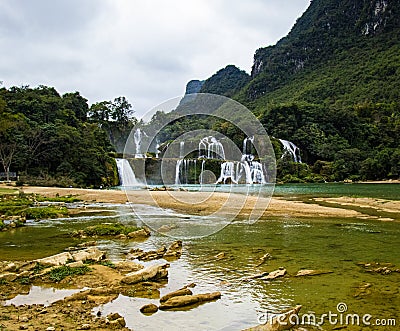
[0,0,310,118]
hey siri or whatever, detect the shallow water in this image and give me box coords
[1,192,399,330]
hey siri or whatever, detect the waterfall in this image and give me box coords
[116,158,139,186]
[179,141,185,159]
[278,139,301,163]
[199,136,225,160]
[216,161,238,184]
[175,159,183,185]
[216,136,267,184]
[134,128,146,158]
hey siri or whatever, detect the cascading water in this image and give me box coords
[116,158,139,186]
[216,161,238,184]
[134,128,146,158]
[217,136,267,184]
[199,136,225,160]
[278,139,301,163]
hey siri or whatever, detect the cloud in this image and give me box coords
[0,0,310,117]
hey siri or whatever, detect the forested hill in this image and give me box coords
[239,0,400,107]
[192,0,400,181]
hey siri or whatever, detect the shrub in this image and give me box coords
[47,265,91,282]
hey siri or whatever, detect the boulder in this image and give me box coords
[113,261,143,273]
[164,240,182,259]
[121,264,169,285]
[160,288,193,303]
[243,305,302,331]
[72,247,105,263]
[127,227,151,239]
[295,269,333,277]
[159,292,221,310]
[140,303,159,314]
[261,268,286,281]
[35,252,73,267]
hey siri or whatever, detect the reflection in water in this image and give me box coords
[4,286,87,307]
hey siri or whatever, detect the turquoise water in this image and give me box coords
[274,183,400,199]
[1,199,399,330]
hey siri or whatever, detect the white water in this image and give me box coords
[279,139,301,163]
[217,136,267,184]
[116,158,139,186]
[134,128,146,158]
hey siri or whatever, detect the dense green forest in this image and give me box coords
[0,86,135,187]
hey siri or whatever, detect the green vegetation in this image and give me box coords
[0,193,71,223]
[0,86,127,188]
[47,265,91,282]
[73,222,140,237]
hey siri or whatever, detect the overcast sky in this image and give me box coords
[0,0,310,118]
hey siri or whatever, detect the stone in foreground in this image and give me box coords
[261,268,287,281]
[160,288,193,303]
[295,269,333,277]
[120,263,169,284]
[140,303,159,314]
[159,291,221,310]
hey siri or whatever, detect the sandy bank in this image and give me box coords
[18,186,399,221]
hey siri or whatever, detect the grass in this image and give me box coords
[0,188,18,195]
[34,194,81,203]
[0,193,70,220]
[76,223,140,237]
[47,265,91,282]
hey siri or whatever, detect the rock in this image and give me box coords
[127,228,151,239]
[19,316,29,322]
[261,268,287,281]
[113,261,143,273]
[36,252,73,267]
[66,261,85,268]
[248,272,270,280]
[77,241,97,247]
[19,326,28,330]
[3,262,17,272]
[46,327,56,331]
[72,247,105,262]
[0,272,18,282]
[106,313,126,328]
[159,292,221,310]
[115,234,127,239]
[108,318,126,328]
[164,240,182,259]
[214,252,226,259]
[140,303,159,314]
[256,253,272,267]
[160,288,193,303]
[121,264,169,284]
[107,312,123,321]
[295,269,333,277]
[243,305,302,331]
[80,324,91,330]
